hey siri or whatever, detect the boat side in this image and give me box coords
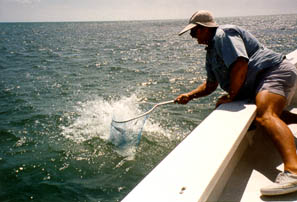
[121,101,256,202]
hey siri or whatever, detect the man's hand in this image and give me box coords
[216,94,233,108]
[175,93,191,105]
[175,81,218,105]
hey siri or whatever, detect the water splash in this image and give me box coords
[60,94,169,158]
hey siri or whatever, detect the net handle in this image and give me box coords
[112,100,175,123]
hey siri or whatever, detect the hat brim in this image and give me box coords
[178,23,197,36]
[178,22,219,36]
[198,22,219,28]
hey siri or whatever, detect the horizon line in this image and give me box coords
[0,12,296,24]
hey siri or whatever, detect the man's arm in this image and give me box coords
[216,57,248,107]
[175,80,218,104]
[229,57,249,99]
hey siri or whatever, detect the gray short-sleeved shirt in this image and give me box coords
[205,25,284,98]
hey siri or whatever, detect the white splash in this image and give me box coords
[60,94,169,149]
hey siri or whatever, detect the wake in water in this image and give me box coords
[60,95,168,159]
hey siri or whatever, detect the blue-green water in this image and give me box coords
[1,14,297,201]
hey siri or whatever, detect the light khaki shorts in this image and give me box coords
[255,60,297,105]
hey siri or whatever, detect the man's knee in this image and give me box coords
[255,112,278,128]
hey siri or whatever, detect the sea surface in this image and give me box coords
[1,14,297,202]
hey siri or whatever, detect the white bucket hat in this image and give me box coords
[179,10,219,36]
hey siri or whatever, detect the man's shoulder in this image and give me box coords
[219,24,244,35]
[213,25,248,46]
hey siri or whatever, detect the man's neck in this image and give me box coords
[206,28,217,46]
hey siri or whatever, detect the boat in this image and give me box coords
[121,49,297,202]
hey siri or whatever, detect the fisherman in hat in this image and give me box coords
[175,10,297,196]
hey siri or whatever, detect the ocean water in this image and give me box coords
[0,14,297,201]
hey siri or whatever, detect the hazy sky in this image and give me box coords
[0,0,296,22]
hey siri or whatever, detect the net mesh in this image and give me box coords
[109,115,148,149]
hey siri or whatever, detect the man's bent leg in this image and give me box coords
[256,90,297,196]
[255,90,297,174]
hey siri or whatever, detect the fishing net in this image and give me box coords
[109,100,174,150]
[109,115,148,149]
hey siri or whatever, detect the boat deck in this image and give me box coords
[219,109,297,202]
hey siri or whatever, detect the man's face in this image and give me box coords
[190,25,209,45]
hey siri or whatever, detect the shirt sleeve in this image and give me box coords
[214,30,249,68]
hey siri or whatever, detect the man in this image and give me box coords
[175,10,297,196]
